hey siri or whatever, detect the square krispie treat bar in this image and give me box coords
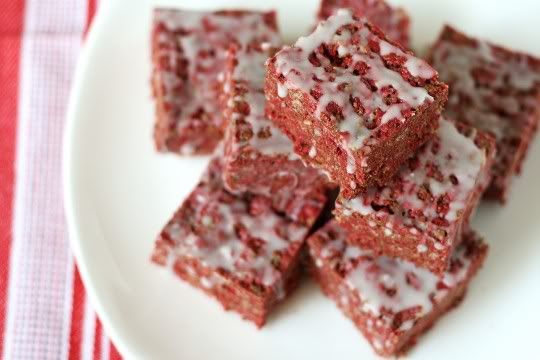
[151,8,281,155]
[152,155,327,327]
[265,10,448,198]
[334,118,495,274]
[222,43,334,226]
[317,0,410,47]
[428,25,540,202]
[307,221,488,357]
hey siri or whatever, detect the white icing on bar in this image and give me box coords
[226,46,294,157]
[200,277,213,289]
[417,244,428,253]
[379,39,436,80]
[277,83,288,98]
[379,40,398,56]
[161,158,309,290]
[315,222,476,331]
[346,196,373,216]
[343,139,357,174]
[404,57,437,79]
[381,103,402,124]
[179,143,195,155]
[396,119,485,222]
[337,44,349,57]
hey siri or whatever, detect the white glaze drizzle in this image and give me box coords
[396,118,485,222]
[226,46,294,156]
[342,118,486,229]
[315,222,475,331]
[162,159,309,289]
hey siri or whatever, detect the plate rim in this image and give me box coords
[63,1,136,358]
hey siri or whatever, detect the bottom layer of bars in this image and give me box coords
[152,156,328,327]
[307,221,488,357]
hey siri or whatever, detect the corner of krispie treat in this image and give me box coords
[334,117,495,274]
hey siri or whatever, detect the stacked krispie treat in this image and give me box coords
[265,8,497,355]
[151,8,334,328]
[150,0,540,356]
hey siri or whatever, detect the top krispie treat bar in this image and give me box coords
[265,10,448,198]
[428,25,540,202]
[151,8,281,155]
[222,43,333,225]
[317,0,410,47]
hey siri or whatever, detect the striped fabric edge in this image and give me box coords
[0,1,25,358]
[2,0,121,358]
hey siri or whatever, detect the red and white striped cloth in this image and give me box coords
[0,1,122,359]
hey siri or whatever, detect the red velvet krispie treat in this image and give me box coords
[152,156,323,327]
[428,25,540,202]
[265,10,448,198]
[317,0,410,47]
[151,8,280,154]
[222,44,333,225]
[307,221,488,357]
[334,118,495,274]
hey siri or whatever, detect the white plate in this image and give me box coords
[64,0,540,358]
